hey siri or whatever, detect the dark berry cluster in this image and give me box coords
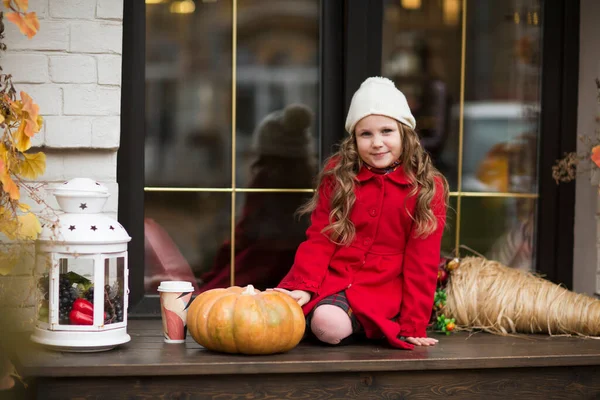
[59,274,79,324]
[85,286,94,302]
[104,285,124,323]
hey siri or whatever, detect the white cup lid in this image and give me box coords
[157,281,194,293]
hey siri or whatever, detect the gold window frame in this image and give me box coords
[144,0,539,285]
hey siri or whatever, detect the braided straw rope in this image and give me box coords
[445,257,600,337]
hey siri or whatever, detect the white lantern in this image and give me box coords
[30,178,131,352]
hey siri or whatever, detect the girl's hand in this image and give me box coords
[404,337,438,346]
[270,288,311,306]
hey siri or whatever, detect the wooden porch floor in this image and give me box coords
[14,319,600,399]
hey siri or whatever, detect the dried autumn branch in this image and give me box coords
[0,0,51,276]
[552,79,600,184]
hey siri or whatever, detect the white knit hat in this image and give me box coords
[345,76,416,134]
[252,104,314,158]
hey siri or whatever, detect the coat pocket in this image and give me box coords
[373,254,404,277]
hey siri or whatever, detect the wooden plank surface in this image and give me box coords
[16,319,600,378]
[32,366,600,399]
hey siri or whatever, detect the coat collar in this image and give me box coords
[355,164,413,185]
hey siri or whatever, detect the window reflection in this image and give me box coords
[201,191,313,292]
[144,0,321,294]
[382,0,462,187]
[460,0,541,194]
[200,104,317,291]
[235,0,320,188]
[145,0,233,188]
[462,197,536,271]
[144,192,231,295]
[382,0,541,272]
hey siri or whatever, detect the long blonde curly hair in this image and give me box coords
[298,122,449,245]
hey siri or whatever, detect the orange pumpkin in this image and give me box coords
[187,285,306,354]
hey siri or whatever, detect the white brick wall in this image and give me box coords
[50,55,97,83]
[1,0,125,330]
[4,0,124,174]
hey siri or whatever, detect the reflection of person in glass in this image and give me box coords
[198,104,317,292]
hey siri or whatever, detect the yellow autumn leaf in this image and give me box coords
[0,208,19,240]
[9,98,23,114]
[2,1,11,9]
[14,0,28,12]
[0,143,8,164]
[0,250,19,276]
[20,91,40,137]
[14,121,31,152]
[16,212,41,240]
[18,151,45,179]
[18,203,30,212]
[0,114,4,124]
[6,11,38,39]
[1,171,20,200]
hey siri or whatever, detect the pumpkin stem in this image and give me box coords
[242,285,256,295]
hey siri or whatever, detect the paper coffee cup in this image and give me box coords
[158,281,194,343]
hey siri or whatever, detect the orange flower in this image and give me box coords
[6,11,39,39]
[591,145,600,168]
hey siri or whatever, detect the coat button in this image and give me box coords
[369,208,377,217]
[363,237,372,246]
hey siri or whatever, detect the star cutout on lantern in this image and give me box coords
[90,226,97,231]
[109,226,115,230]
[69,225,76,231]
[79,203,88,210]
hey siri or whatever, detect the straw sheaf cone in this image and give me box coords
[444,257,600,336]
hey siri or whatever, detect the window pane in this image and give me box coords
[144,192,232,295]
[441,196,458,257]
[382,0,463,190]
[231,191,312,291]
[104,257,125,325]
[58,258,94,326]
[145,0,233,188]
[235,0,320,189]
[461,0,541,193]
[460,197,536,271]
[35,254,51,324]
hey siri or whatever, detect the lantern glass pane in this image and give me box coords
[58,258,94,326]
[104,257,125,325]
[35,253,52,324]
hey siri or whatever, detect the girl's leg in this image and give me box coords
[310,304,353,345]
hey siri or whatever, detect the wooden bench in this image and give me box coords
[14,319,600,399]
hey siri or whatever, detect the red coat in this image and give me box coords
[278,165,446,350]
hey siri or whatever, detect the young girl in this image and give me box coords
[275,77,449,350]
